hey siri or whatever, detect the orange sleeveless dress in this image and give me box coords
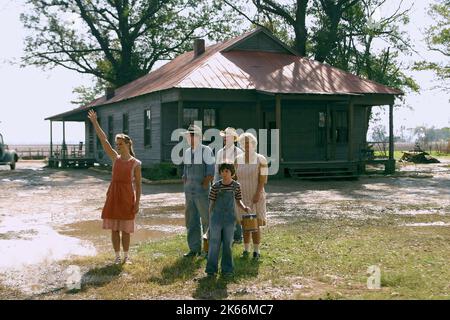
[102,156,141,233]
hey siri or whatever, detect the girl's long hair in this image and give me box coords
[115,133,135,157]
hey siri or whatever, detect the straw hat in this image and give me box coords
[219,127,239,141]
[184,124,202,136]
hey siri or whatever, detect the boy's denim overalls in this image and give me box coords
[214,146,243,243]
[206,183,237,274]
[183,144,214,253]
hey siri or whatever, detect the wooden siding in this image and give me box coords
[216,102,259,130]
[231,32,293,54]
[161,102,179,162]
[90,94,162,166]
[353,105,369,160]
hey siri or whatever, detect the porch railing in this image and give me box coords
[51,143,86,159]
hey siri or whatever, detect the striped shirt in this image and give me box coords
[209,180,242,202]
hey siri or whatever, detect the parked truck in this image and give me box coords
[0,133,19,170]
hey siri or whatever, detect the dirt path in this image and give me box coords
[0,159,449,297]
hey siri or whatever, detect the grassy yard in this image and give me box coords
[38,213,450,300]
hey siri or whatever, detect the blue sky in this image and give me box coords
[0,0,448,144]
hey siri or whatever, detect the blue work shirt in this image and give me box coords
[183,144,215,196]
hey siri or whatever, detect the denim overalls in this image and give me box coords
[184,144,214,253]
[205,184,237,274]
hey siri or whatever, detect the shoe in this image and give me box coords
[253,252,260,260]
[222,272,234,278]
[242,251,249,258]
[206,272,216,278]
[114,256,121,265]
[233,239,242,245]
[123,256,132,265]
[183,251,200,258]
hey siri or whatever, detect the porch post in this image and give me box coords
[389,104,394,160]
[387,103,395,174]
[62,120,66,161]
[275,94,282,162]
[347,99,354,161]
[326,104,331,160]
[50,120,53,158]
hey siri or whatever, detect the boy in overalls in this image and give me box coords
[206,163,250,277]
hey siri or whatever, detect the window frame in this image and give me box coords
[183,108,199,128]
[108,115,114,144]
[144,109,152,148]
[203,108,217,128]
[122,113,129,135]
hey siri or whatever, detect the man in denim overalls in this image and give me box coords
[182,124,215,257]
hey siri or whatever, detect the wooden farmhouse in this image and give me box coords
[46,27,401,178]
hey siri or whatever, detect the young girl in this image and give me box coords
[88,110,142,264]
[206,163,250,277]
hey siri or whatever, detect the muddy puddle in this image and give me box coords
[0,161,188,295]
[58,208,186,252]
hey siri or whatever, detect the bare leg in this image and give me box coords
[252,229,261,257]
[122,232,131,252]
[251,230,261,245]
[243,231,251,252]
[112,231,120,252]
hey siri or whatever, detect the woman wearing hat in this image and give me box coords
[215,127,244,244]
[235,132,268,260]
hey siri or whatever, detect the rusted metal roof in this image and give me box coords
[47,28,402,120]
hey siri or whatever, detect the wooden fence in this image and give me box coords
[9,144,86,159]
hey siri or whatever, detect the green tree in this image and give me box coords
[223,0,418,93]
[20,0,240,104]
[413,0,449,92]
[224,0,420,132]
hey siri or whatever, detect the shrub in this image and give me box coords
[141,162,179,180]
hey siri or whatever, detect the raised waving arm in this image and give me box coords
[87,110,118,161]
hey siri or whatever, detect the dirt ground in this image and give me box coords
[0,159,449,297]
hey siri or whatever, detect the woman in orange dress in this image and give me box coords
[88,110,142,264]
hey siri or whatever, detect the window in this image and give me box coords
[318,112,326,128]
[183,108,199,127]
[144,109,151,147]
[203,108,216,127]
[335,111,348,143]
[96,117,103,150]
[122,113,129,135]
[108,115,114,144]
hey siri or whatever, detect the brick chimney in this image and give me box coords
[105,87,115,100]
[193,38,205,58]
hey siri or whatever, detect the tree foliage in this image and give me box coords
[21,0,240,103]
[413,0,449,92]
[224,0,419,94]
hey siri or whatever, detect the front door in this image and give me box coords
[282,105,328,161]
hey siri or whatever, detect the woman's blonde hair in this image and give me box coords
[115,133,135,156]
[238,132,258,150]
